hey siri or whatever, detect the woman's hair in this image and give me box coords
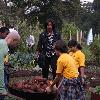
[68,39,82,50]
[54,40,68,53]
[45,19,55,31]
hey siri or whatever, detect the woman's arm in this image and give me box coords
[46,73,62,93]
[50,73,62,88]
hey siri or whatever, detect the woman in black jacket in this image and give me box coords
[36,19,61,79]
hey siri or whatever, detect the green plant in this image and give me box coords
[90,38,100,65]
[16,20,43,53]
[95,86,100,94]
[82,45,95,65]
[9,52,35,69]
[62,22,79,41]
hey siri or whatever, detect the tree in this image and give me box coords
[7,0,81,31]
[62,0,80,22]
[10,0,65,30]
[92,0,100,35]
[75,2,93,34]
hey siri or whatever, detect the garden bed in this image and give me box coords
[8,86,56,100]
[8,75,57,100]
[85,71,100,88]
[91,92,100,100]
[9,69,42,78]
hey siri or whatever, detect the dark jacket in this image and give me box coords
[36,31,61,54]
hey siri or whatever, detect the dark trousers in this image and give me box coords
[0,96,5,100]
[4,65,9,88]
[41,55,58,79]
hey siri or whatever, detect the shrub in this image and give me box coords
[62,22,79,41]
[9,52,35,70]
[82,45,95,66]
[90,38,100,65]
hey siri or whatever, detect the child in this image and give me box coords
[68,39,85,85]
[46,40,85,100]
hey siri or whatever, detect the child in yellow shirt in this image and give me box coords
[46,40,85,100]
[68,39,85,85]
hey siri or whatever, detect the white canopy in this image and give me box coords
[87,28,93,45]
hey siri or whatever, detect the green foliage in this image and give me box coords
[95,86,100,94]
[62,22,79,41]
[62,0,80,21]
[9,52,35,69]
[90,38,100,65]
[17,21,29,53]
[92,0,100,34]
[82,45,95,65]
[76,2,93,32]
[16,20,42,53]
[9,0,64,30]
[9,0,81,31]
[9,20,42,68]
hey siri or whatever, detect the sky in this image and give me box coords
[80,0,94,2]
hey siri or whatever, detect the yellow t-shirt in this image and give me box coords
[56,53,79,79]
[69,50,85,68]
[4,55,9,63]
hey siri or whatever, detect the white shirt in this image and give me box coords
[26,35,35,46]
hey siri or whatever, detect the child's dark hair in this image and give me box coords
[54,40,68,53]
[45,19,55,32]
[68,39,82,50]
[0,27,9,34]
[77,43,82,50]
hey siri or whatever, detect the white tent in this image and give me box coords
[87,28,93,45]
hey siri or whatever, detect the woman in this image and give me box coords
[68,39,85,85]
[46,40,85,100]
[36,19,61,79]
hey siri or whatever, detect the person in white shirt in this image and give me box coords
[26,34,35,52]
